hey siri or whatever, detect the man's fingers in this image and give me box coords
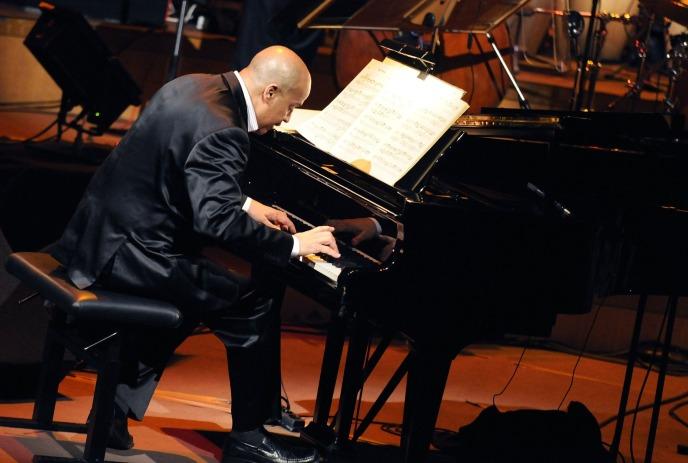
[312,225,335,233]
[281,216,296,234]
[328,236,340,257]
[319,243,340,258]
[313,229,339,258]
[264,220,280,230]
[294,227,340,258]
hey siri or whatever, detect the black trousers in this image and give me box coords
[99,245,285,431]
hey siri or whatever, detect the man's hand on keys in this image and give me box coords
[295,226,340,258]
[247,200,296,233]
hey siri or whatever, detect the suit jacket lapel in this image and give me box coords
[222,71,249,131]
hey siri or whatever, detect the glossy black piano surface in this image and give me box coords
[243,127,616,462]
[245,130,602,337]
[454,108,688,297]
[242,109,687,462]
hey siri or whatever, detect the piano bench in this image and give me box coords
[0,252,182,463]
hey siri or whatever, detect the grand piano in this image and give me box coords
[454,108,688,463]
[238,106,687,461]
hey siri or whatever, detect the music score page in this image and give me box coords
[296,58,469,186]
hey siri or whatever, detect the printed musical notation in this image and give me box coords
[297,58,469,186]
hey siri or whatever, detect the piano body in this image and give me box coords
[453,108,688,294]
[431,108,688,462]
[243,117,618,461]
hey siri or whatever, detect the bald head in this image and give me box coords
[244,46,310,93]
[239,46,311,134]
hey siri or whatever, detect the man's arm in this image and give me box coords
[184,128,293,266]
[185,128,339,262]
[245,199,339,258]
[244,199,296,233]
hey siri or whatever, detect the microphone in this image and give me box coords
[527,182,572,218]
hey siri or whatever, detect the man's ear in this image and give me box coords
[263,84,279,101]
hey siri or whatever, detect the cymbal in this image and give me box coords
[641,0,688,27]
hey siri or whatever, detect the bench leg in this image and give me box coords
[33,314,67,426]
[83,335,122,463]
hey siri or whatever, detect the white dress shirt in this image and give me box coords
[234,71,299,257]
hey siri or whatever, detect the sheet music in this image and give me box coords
[297,58,469,186]
[275,108,319,133]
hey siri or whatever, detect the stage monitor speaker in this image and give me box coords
[24,3,141,134]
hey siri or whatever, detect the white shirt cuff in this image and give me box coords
[291,235,300,257]
[242,197,252,212]
[243,196,298,257]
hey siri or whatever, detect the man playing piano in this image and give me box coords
[51,46,338,463]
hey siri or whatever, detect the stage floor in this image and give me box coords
[1,327,688,462]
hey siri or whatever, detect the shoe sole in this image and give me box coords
[223,452,320,463]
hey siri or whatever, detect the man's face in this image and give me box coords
[256,79,310,134]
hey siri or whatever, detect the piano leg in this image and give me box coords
[400,349,453,463]
[334,314,371,446]
[301,312,347,449]
[312,314,347,426]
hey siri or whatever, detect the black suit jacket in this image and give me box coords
[52,72,293,297]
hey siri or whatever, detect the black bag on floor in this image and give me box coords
[435,401,613,463]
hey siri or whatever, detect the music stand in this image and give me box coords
[292,0,531,109]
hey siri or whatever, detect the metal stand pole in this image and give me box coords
[610,293,648,458]
[644,295,678,463]
[166,0,189,83]
[485,32,530,110]
[583,18,610,111]
[607,13,655,111]
[572,0,601,110]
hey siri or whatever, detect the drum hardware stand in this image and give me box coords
[663,35,687,113]
[607,13,657,111]
[581,14,617,110]
[571,10,632,110]
[530,6,630,110]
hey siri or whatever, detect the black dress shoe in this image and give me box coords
[223,428,320,463]
[87,404,134,450]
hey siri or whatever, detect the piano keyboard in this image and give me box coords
[301,254,342,282]
[272,205,382,284]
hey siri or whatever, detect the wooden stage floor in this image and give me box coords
[1,328,688,463]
